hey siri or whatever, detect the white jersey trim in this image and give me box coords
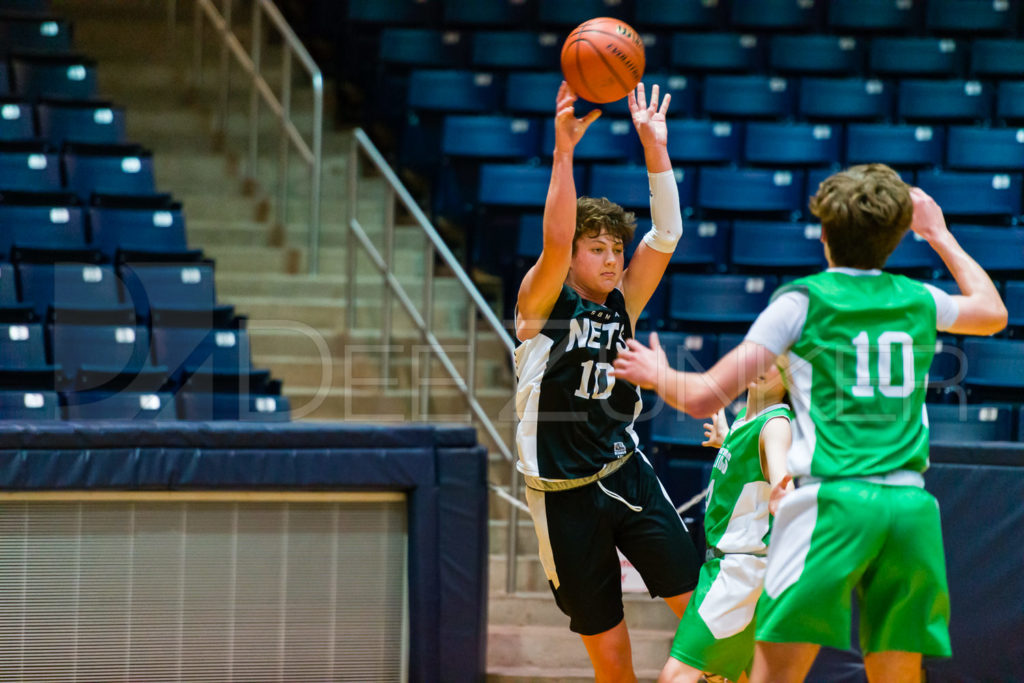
[514,333,554,478]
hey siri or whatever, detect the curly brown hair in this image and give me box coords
[574,196,637,251]
[809,163,913,270]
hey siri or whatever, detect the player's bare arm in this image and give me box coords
[516,81,601,342]
[910,187,1007,336]
[760,417,793,515]
[621,82,680,325]
[613,333,778,418]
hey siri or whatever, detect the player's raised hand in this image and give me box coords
[628,82,670,149]
[909,187,950,245]
[554,80,601,153]
[612,331,668,390]
[701,408,729,449]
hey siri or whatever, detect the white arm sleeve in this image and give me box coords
[923,283,960,331]
[643,169,683,253]
[744,291,809,356]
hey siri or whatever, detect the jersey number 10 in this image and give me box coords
[575,360,615,400]
[851,330,915,399]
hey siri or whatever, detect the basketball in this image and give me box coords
[560,17,645,104]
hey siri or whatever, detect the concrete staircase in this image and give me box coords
[53,1,680,679]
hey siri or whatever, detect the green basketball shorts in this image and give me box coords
[756,478,952,657]
[670,553,767,682]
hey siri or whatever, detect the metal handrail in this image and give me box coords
[187,0,324,274]
[348,129,525,593]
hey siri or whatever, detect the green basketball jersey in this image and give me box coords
[775,271,937,479]
[705,404,793,554]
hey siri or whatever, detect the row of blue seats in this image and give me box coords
[0,98,126,145]
[474,163,1024,219]
[0,192,188,264]
[511,216,1024,286]
[442,115,1024,171]
[0,13,71,54]
[400,70,1024,125]
[380,28,1024,80]
[0,389,290,422]
[0,261,225,323]
[0,53,97,100]
[0,142,155,200]
[347,0,1021,36]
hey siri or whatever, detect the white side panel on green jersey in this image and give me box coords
[786,349,816,477]
[717,481,772,554]
[515,333,554,478]
[697,553,767,639]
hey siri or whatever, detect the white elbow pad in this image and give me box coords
[643,169,683,253]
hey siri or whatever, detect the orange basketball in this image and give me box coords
[560,17,645,104]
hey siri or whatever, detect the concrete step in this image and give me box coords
[215,271,468,300]
[232,295,471,334]
[488,592,680,633]
[281,386,512,424]
[487,665,661,682]
[487,623,672,674]
[489,519,539,557]
[248,327,512,361]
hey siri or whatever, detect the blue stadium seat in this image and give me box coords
[962,338,1024,400]
[542,118,636,161]
[119,262,219,320]
[478,163,584,207]
[634,0,721,29]
[799,77,891,121]
[698,167,805,214]
[37,100,125,146]
[470,31,560,70]
[668,274,778,324]
[591,165,694,210]
[642,331,719,374]
[504,71,567,115]
[153,326,270,397]
[89,196,191,262]
[62,391,178,420]
[670,33,761,73]
[928,336,964,399]
[0,322,57,390]
[950,225,1024,276]
[730,0,819,30]
[828,0,917,33]
[0,16,73,53]
[0,262,28,313]
[348,0,435,24]
[50,323,159,391]
[744,122,841,166]
[869,38,962,78]
[0,389,59,420]
[377,29,467,68]
[18,263,123,320]
[0,143,60,192]
[666,119,742,164]
[179,392,290,422]
[996,82,1024,125]
[897,80,990,123]
[0,191,84,253]
[10,54,98,100]
[651,409,710,447]
[770,35,863,76]
[730,221,826,273]
[0,63,8,97]
[927,404,1014,443]
[916,173,1022,219]
[717,332,746,357]
[926,0,1018,35]
[407,69,500,112]
[64,144,156,200]
[970,40,1024,79]
[442,115,541,159]
[0,101,34,141]
[442,0,531,27]
[1005,281,1024,329]
[537,0,629,27]
[703,75,795,119]
[846,123,944,168]
[885,232,942,275]
[670,219,729,270]
[640,73,699,118]
[946,127,1024,172]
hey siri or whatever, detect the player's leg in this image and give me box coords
[750,641,819,683]
[581,619,638,683]
[658,656,704,683]
[662,591,691,618]
[863,651,922,683]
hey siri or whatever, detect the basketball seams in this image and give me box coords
[577,38,632,101]
[561,18,645,104]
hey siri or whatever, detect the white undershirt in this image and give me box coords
[745,268,960,355]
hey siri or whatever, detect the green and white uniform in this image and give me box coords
[745,268,958,656]
[670,404,793,682]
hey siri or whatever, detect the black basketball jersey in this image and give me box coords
[514,285,642,483]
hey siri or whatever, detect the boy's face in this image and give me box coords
[569,230,624,295]
[750,363,787,405]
